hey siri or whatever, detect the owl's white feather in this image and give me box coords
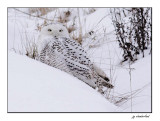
[36,23,113,91]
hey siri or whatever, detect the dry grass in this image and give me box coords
[57,9,71,23]
[21,31,38,59]
[29,8,56,16]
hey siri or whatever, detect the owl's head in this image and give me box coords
[37,23,69,54]
[39,23,69,39]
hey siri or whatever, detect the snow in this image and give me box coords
[114,55,151,112]
[8,8,151,112]
[8,52,117,112]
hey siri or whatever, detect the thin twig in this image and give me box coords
[129,61,133,112]
[13,8,54,21]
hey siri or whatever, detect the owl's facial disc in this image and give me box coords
[40,24,70,39]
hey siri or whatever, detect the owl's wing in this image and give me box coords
[59,37,112,84]
[59,37,94,69]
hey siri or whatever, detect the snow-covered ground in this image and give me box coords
[8,8,151,112]
[8,52,117,112]
[8,52,151,112]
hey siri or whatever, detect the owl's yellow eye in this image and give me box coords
[48,29,52,32]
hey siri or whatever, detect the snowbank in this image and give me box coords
[8,52,117,112]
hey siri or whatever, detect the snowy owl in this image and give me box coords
[36,23,113,93]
